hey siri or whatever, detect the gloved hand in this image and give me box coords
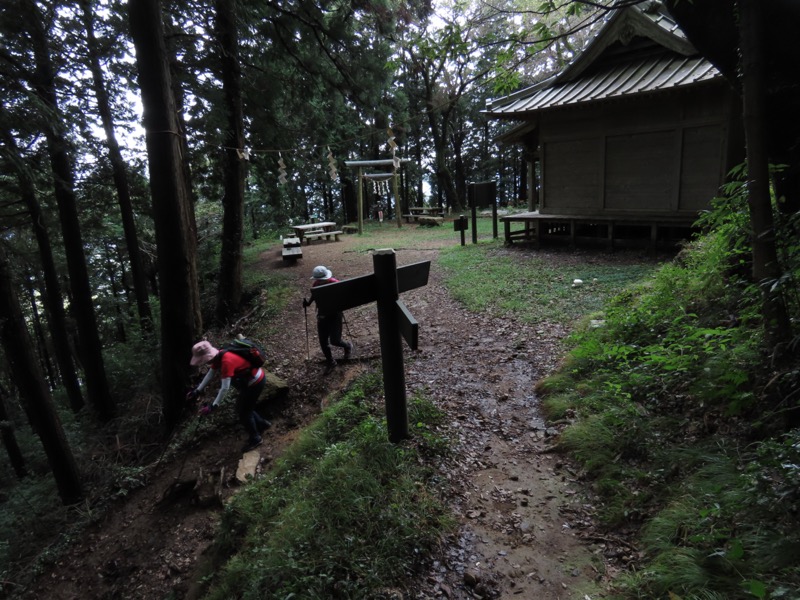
[198,402,215,417]
[302,297,311,308]
[186,388,200,402]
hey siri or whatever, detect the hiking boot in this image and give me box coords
[242,438,263,453]
[344,342,353,360]
[324,359,337,373]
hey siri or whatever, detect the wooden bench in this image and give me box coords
[281,236,302,261]
[342,225,358,234]
[282,246,303,260]
[417,216,443,226]
[304,230,343,244]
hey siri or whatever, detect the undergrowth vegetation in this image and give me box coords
[536,179,800,598]
[199,372,454,599]
[0,236,290,592]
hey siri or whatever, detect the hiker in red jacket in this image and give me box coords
[187,340,270,452]
[302,265,353,369]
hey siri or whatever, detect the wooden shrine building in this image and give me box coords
[483,0,743,249]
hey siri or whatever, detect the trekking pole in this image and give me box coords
[342,312,353,341]
[172,415,203,481]
[152,402,201,472]
[303,301,310,360]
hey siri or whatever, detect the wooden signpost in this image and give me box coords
[454,214,468,246]
[311,249,430,442]
[468,181,498,242]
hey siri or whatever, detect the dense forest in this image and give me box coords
[0,0,598,499]
[2,0,800,597]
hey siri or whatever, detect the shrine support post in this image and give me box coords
[468,184,478,245]
[373,249,409,442]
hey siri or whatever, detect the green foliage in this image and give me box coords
[615,446,800,599]
[534,170,800,598]
[560,234,763,418]
[201,371,453,599]
[101,325,160,398]
[0,472,90,595]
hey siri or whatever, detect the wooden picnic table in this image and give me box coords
[408,207,441,215]
[404,207,444,222]
[291,221,337,242]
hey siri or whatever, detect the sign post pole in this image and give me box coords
[454,215,468,246]
[469,185,478,244]
[373,249,408,442]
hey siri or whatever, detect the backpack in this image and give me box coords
[222,337,267,369]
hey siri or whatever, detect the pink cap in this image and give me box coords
[190,341,219,366]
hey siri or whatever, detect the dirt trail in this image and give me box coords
[17,230,620,600]
[384,251,609,599]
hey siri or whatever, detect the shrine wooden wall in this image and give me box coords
[535,84,743,218]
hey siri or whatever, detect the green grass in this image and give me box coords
[200,372,454,599]
[342,216,500,253]
[438,241,660,325]
[611,446,800,599]
[318,218,660,327]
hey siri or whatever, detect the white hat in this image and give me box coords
[311,266,333,280]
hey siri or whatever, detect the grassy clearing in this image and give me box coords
[343,216,499,253]
[200,371,454,599]
[438,240,661,325]
[337,218,661,327]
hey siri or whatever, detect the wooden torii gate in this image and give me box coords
[311,249,429,442]
[344,158,410,234]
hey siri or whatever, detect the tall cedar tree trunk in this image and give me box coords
[165,22,198,211]
[103,242,127,342]
[7,131,87,412]
[425,98,459,210]
[25,272,57,387]
[79,0,153,333]
[0,248,83,504]
[452,120,467,211]
[20,0,114,420]
[0,383,28,480]
[129,0,202,432]
[214,0,246,324]
[739,0,792,354]
[414,123,424,205]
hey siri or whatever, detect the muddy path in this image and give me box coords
[17,230,624,600]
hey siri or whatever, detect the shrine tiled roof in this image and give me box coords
[485,1,721,118]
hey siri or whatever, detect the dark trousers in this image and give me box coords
[317,312,348,362]
[236,376,269,443]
